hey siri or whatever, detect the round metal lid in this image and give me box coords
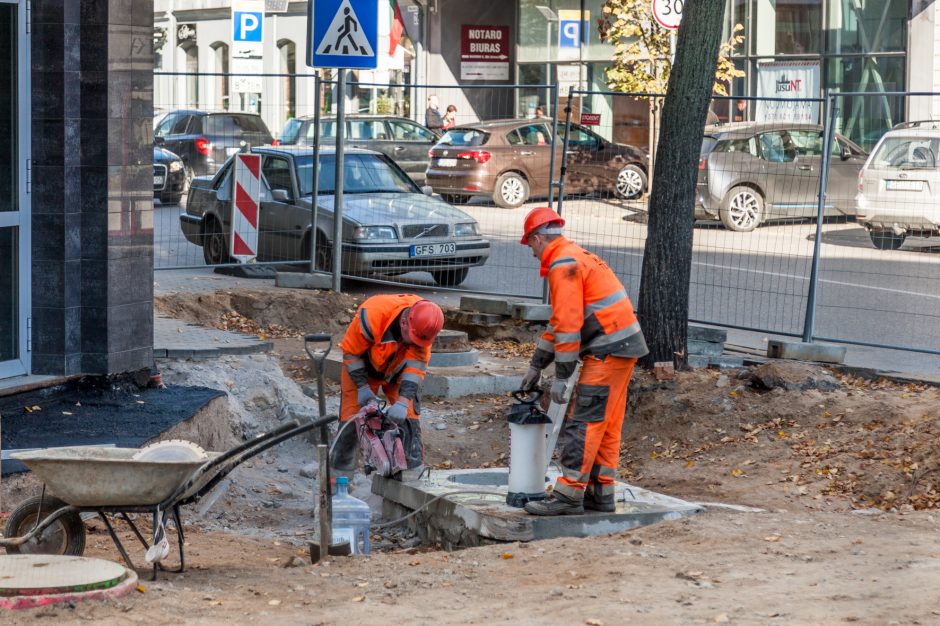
[0,555,128,597]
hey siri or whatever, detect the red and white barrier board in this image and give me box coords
[230,153,261,262]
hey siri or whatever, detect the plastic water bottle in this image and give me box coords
[331,476,371,555]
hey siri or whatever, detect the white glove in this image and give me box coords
[550,378,569,404]
[521,366,542,392]
[357,385,377,407]
[386,399,409,424]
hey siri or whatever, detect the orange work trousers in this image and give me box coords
[553,354,636,502]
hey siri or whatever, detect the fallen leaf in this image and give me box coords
[731,468,744,477]
[586,620,604,626]
[352,595,365,602]
[500,552,514,559]
[764,535,781,542]
[714,614,729,624]
[136,585,146,593]
[268,599,281,606]
[686,460,695,468]
[409,560,420,566]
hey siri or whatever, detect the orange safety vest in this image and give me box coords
[340,294,431,399]
[532,237,647,380]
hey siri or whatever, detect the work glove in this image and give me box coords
[550,378,570,404]
[385,399,409,425]
[520,366,542,392]
[357,385,377,407]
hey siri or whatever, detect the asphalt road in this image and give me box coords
[153,194,940,358]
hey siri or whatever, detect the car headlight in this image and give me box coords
[353,226,397,240]
[454,222,479,237]
[168,160,183,173]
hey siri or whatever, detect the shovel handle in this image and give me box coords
[304,333,333,363]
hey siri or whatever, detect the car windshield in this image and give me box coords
[279,118,303,144]
[438,129,488,146]
[701,136,719,154]
[295,154,419,196]
[870,136,940,170]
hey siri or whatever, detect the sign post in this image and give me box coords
[307,0,378,292]
[230,153,262,263]
[232,0,265,100]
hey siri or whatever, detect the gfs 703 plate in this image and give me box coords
[410,242,457,257]
[886,179,925,192]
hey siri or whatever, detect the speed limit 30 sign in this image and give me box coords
[652,0,683,30]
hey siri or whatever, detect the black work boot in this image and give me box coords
[583,485,616,513]
[524,491,584,516]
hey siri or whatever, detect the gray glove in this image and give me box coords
[521,366,542,392]
[550,378,569,404]
[357,385,377,407]
[386,399,409,424]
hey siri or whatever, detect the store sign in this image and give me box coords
[460,25,509,81]
[755,61,821,123]
[580,113,601,126]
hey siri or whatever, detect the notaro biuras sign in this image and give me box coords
[460,25,509,81]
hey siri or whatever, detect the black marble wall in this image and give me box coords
[31,0,154,375]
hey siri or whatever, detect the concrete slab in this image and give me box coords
[512,303,551,322]
[452,311,505,327]
[373,468,703,548]
[459,296,515,316]
[687,355,746,369]
[688,340,724,357]
[322,350,522,398]
[275,271,332,290]
[428,349,480,367]
[767,340,847,364]
[688,326,727,343]
[154,316,272,359]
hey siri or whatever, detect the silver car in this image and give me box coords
[696,122,867,231]
[856,121,940,250]
[180,146,490,287]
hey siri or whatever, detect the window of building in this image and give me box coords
[278,40,296,120]
[210,42,229,111]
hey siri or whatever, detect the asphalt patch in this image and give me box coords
[1,383,224,475]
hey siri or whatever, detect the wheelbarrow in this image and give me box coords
[1,415,337,580]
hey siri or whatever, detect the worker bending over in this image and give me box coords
[330,294,444,480]
[519,207,648,515]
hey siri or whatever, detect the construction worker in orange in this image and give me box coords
[519,207,648,515]
[330,294,445,480]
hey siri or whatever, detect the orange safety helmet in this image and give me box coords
[401,300,444,348]
[520,206,565,244]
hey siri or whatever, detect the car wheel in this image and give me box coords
[493,173,529,209]
[441,193,471,205]
[4,495,86,556]
[615,164,647,199]
[431,267,470,287]
[869,230,906,250]
[304,232,332,271]
[720,186,764,232]
[160,193,183,206]
[202,217,231,265]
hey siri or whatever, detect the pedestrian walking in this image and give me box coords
[425,95,443,131]
[330,294,445,482]
[442,104,457,131]
[518,207,648,515]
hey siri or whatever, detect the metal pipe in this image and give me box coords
[542,83,561,304]
[310,74,322,274]
[332,70,347,292]
[317,443,331,561]
[802,90,838,343]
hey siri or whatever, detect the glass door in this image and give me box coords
[0,0,30,379]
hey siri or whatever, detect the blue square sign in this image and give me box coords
[233,11,264,43]
[307,0,378,69]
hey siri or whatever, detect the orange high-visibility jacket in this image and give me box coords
[531,237,648,380]
[340,294,431,400]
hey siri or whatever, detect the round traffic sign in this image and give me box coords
[652,0,683,30]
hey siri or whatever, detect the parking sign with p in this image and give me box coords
[558,10,589,49]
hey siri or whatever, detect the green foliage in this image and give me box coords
[376,96,395,115]
[600,0,744,95]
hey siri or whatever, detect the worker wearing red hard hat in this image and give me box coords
[519,207,648,515]
[331,294,445,478]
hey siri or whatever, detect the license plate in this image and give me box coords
[410,242,456,257]
[437,158,457,167]
[226,147,240,156]
[886,179,924,192]
[154,176,165,187]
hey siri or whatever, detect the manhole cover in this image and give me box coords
[0,555,128,597]
[447,471,547,486]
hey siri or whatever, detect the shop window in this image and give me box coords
[826,0,907,54]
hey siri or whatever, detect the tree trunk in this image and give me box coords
[637,0,726,368]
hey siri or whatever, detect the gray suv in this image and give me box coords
[279,115,439,184]
[696,122,867,231]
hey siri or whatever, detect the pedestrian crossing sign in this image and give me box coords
[307,0,378,69]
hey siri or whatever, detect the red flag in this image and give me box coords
[389,0,404,56]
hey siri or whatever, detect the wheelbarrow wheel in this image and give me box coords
[4,495,86,556]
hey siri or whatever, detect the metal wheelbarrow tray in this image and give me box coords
[1,416,337,580]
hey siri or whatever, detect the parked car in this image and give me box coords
[425,119,648,208]
[278,114,440,185]
[696,122,868,232]
[153,145,186,205]
[154,109,275,183]
[180,146,490,287]
[856,120,940,250]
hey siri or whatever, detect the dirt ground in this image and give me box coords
[5,288,940,624]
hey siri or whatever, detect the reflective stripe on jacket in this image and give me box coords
[531,237,648,379]
[339,294,431,400]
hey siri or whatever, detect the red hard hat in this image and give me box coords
[402,300,444,348]
[520,206,565,244]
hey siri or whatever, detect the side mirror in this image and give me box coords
[154,136,165,145]
[271,188,291,202]
[421,185,434,196]
[840,145,850,161]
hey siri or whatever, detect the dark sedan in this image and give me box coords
[180,146,490,287]
[153,145,186,205]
